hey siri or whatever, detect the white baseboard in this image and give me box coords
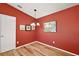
[0,41,37,53]
[16,41,37,49]
[16,41,78,56]
[35,41,78,56]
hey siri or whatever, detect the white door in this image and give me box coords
[0,14,16,52]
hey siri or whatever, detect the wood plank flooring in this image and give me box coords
[0,42,74,56]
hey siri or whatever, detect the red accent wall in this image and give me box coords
[0,3,36,47]
[37,5,79,54]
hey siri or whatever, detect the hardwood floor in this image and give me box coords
[0,42,75,56]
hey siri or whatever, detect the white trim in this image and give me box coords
[0,41,37,53]
[35,41,78,56]
[16,41,37,49]
[9,41,78,56]
[16,41,78,55]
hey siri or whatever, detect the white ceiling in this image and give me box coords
[8,3,78,19]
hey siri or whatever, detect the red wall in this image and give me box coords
[0,3,79,55]
[37,5,79,54]
[0,3,36,47]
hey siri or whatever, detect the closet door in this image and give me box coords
[0,14,16,52]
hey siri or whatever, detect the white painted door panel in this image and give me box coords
[0,14,16,52]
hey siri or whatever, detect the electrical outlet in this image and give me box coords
[52,41,55,44]
[17,41,19,44]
